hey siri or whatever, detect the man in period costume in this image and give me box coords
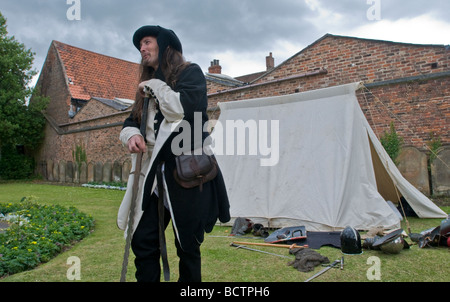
[117,25,230,282]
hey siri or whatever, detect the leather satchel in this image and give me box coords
[173,153,218,191]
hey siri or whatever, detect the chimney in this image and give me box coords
[208,59,222,74]
[266,52,274,71]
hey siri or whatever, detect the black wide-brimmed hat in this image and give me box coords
[132,25,182,62]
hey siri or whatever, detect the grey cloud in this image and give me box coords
[318,0,450,22]
[1,0,449,81]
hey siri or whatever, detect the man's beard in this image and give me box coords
[142,54,157,68]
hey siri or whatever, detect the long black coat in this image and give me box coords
[117,64,230,251]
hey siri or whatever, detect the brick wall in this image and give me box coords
[358,77,450,149]
[206,80,230,95]
[259,35,449,86]
[35,43,72,125]
[35,103,131,166]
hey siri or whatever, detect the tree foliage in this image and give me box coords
[0,12,49,179]
[0,12,48,150]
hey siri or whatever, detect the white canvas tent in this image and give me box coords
[211,82,447,231]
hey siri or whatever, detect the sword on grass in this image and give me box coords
[120,87,152,282]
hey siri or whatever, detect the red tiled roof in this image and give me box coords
[53,40,140,101]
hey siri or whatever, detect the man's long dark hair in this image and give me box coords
[131,46,190,123]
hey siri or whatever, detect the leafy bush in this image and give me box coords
[0,196,95,277]
[0,145,35,179]
[380,122,403,164]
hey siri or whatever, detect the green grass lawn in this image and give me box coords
[0,182,449,282]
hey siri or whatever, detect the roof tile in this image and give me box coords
[53,41,140,101]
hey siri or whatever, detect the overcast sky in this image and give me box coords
[2,0,450,86]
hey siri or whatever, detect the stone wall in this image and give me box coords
[430,147,450,196]
[397,146,450,196]
[40,158,131,185]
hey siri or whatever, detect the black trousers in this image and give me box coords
[131,193,202,282]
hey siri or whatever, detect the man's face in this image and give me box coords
[140,36,159,69]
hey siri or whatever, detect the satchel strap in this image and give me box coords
[189,157,203,178]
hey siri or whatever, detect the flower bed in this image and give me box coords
[0,197,95,277]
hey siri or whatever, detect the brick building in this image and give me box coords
[34,34,449,191]
[34,41,139,181]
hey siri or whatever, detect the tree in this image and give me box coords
[0,12,49,179]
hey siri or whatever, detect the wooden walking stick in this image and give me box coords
[120,89,151,282]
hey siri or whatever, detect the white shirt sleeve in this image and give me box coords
[145,79,185,122]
